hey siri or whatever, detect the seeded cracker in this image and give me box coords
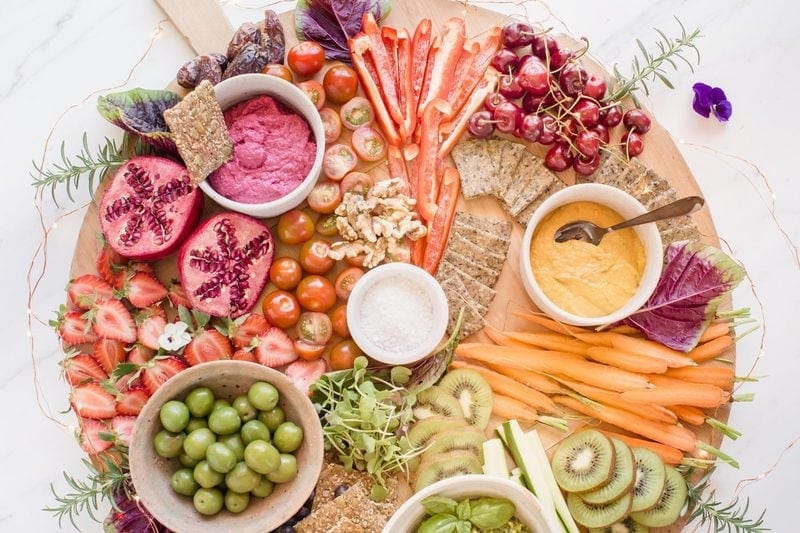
[515,179,566,227]
[499,149,536,211]
[452,211,512,240]
[508,155,555,216]
[437,275,486,339]
[446,232,507,272]
[492,140,527,199]
[437,260,496,313]
[443,248,501,287]
[451,139,493,199]
[163,80,232,184]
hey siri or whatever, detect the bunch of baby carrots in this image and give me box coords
[453,312,748,467]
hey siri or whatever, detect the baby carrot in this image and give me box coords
[668,405,706,426]
[699,322,731,343]
[620,382,729,409]
[607,333,696,368]
[607,325,642,336]
[586,346,668,374]
[664,366,736,391]
[510,311,586,334]
[599,429,685,465]
[450,360,559,414]
[484,327,533,348]
[491,394,539,421]
[500,330,592,355]
[688,335,735,363]
[486,366,565,395]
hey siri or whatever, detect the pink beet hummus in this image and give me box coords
[208,95,316,204]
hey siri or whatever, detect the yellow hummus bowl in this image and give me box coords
[519,184,663,327]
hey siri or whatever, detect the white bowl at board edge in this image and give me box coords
[382,474,561,533]
[519,183,664,327]
[199,73,325,218]
[346,263,449,366]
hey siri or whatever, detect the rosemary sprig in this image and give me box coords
[606,17,701,105]
[685,469,768,532]
[44,448,130,529]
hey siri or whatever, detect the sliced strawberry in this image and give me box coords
[90,299,137,343]
[92,338,127,374]
[67,274,115,310]
[71,382,117,419]
[115,386,150,416]
[232,348,257,363]
[128,344,155,365]
[184,329,233,366]
[96,244,128,288]
[62,353,108,385]
[136,314,167,350]
[285,358,327,396]
[167,280,191,309]
[53,307,98,346]
[229,314,270,348]
[78,418,114,455]
[121,271,167,308]
[142,356,186,396]
[111,415,137,445]
[253,327,297,368]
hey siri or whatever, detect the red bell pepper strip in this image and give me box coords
[448,26,502,115]
[422,166,460,275]
[414,37,439,144]
[361,13,404,127]
[411,236,426,267]
[381,26,400,108]
[349,34,402,147]
[410,19,432,120]
[396,28,415,143]
[387,144,412,195]
[416,18,466,116]
[445,41,480,114]
[438,72,498,160]
[414,98,452,222]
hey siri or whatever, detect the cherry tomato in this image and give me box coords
[296,275,336,312]
[315,213,339,237]
[261,63,293,83]
[297,80,325,110]
[276,209,314,245]
[269,257,303,291]
[323,144,358,181]
[334,267,364,301]
[351,125,387,162]
[261,290,301,329]
[299,238,335,275]
[287,41,325,77]
[329,340,363,371]
[296,312,333,345]
[319,108,342,144]
[344,254,366,268]
[330,305,349,338]
[340,172,373,196]
[323,65,359,104]
[293,339,326,361]
[307,180,342,214]
[340,97,374,130]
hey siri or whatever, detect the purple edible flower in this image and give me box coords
[692,82,732,121]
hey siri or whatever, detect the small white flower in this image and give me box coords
[158,321,191,351]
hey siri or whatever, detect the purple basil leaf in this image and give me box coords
[624,241,745,351]
[97,88,180,154]
[294,0,392,64]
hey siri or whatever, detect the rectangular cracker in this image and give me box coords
[508,156,556,216]
[438,275,486,340]
[163,80,232,184]
[491,140,527,199]
[451,139,494,199]
[643,185,679,211]
[437,260,497,311]
[449,223,512,256]
[482,138,506,196]
[446,232,507,272]
[591,152,627,186]
[627,169,673,207]
[452,212,513,241]
[443,248,501,287]
[515,179,566,227]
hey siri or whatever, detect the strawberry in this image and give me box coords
[228,314,270,349]
[253,327,297,368]
[115,387,149,416]
[111,415,137,446]
[78,418,114,455]
[90,299,137,343]
[232,348,257,363]
[286,359,327,396]
[128,344,155,365]
[71,382,117,419]
[67,274,115,310]
[121,271,167,308]
[62,353,108,385]
[92,338,127,374]
[184,329,233,366]
[142,356,186,395]
[52,306,98,346]
[96,244,127,288]
[167,280,191,309]
[136,313,167,350]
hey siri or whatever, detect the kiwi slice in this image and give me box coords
[587,517,650,533]
[567,491,632,529]
[414,450,482,492]
[421,427,486,463]
[551,429,615,493]
[630,448,666,512]
[630,466,688,527]
[582,438,636,505]
[412,386,464,420]
[438,369,493,429]
[407,416,467,450]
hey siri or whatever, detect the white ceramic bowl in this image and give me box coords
[519,183,663,327]
[201,74,325,218]
[382,474,560,533]
[347,263,449,365]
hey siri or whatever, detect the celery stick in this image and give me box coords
[510,467,524,486]
[526,429,579,533]
[482,438,510,479]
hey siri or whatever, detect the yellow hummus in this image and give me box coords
[530,201,646,317]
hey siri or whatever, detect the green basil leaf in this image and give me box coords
[454,519,472,533]
[421,496,458,516]
[417,514,459,533]
[456,500,471,521]
[391,365,412,385]
[468,497,516,530]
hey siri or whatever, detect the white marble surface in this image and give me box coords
[2,0,798,530]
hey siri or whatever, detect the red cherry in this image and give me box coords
[517,114,543,142]
[502,21,535,48]
[493,101,523,133]
[544,143,574,171]
[573,152,602,176]
[592,124,610,144]
[516,56,551,97]
[573,100,600,128]
[600,104,623,127]
[558,62,588,96]
[538,116,559,145]
[498,74,525,99]
[622,129,645,157]
[531,35,558,60]
[468,111,495,138]
[491,48,520,74]
[521,93,545,114]
[484,92,508,114]
[623,109,652,133]
[548,48,574,71]
[583,75,607,100]
[560,117,581,140]
[575,130,601,158]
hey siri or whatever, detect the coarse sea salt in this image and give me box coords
[359,275,434,353]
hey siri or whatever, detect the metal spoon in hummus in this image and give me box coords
[554,196,705,245]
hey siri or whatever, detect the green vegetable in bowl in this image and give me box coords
[416,496,527,533]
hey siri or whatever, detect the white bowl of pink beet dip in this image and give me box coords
[347,263,449,365]
[201,73,325,218]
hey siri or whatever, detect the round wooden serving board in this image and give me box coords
[68,1,733,530]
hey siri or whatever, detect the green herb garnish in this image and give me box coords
[417,495,521,533]
[685,469,768,532]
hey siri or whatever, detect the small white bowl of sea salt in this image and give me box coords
[347,263,449,365]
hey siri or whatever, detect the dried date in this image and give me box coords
[176,54,223,89]
[262,9,285,64]
[209,52,228,71]
[227,22,261,61]
[222,43,270,79]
